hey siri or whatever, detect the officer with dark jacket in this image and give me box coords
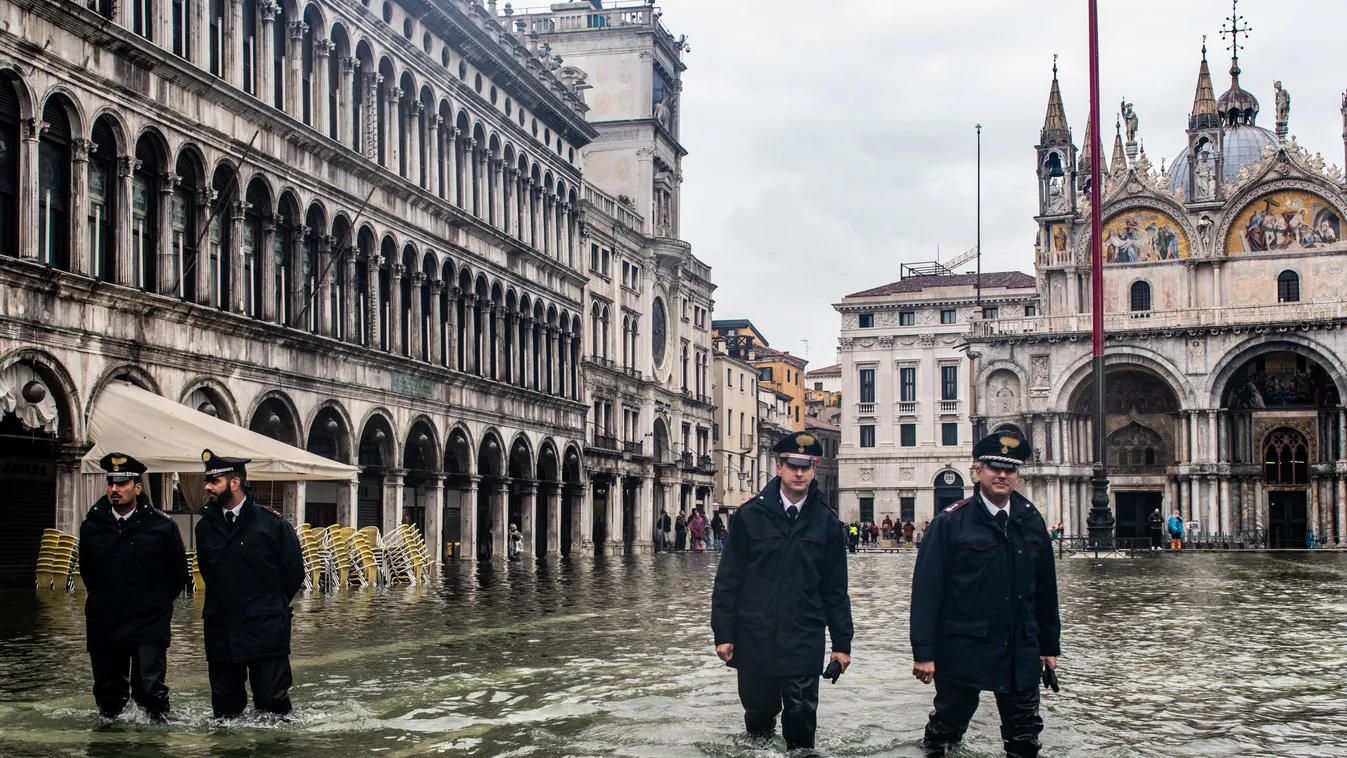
[712,431,853,751]
[194,449,305,718]
[910,433,1060,757]
[79,453,190,719]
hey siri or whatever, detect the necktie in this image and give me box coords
[226,511,236,526]
[995,510,1008,533]
[786,505,799,523]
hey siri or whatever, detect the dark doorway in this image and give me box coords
[622,478,637,550]
[1268,490,1309,549]
[933,470,966,512]
[356,475,381,529]
[560,485,574,556]
[0,414,57,589]
[1114,491,1163,540]
[592,478,610,554]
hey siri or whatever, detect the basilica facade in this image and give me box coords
[0,0,704,585]
[970,40,1347,548]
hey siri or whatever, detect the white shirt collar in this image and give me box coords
[781,489,806,513]
[224,496,248,521]
[984,496,1011,518]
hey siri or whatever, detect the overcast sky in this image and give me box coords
[668,0,1345,368]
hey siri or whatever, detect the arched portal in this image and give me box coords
[1265,428,1310,549]
[476,432,504,558]
[0,358,71,587]
[356,414,396,530]
[933,469,965,512]
[535,441,560,557]
[305,403,352,527]
[443,426,473,561]
[561,445,582,556]
[402,418,440,539]
[507,436,534,559]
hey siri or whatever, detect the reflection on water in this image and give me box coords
[2,553,1346,757]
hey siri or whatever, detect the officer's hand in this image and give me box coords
[716,643,734,662]
[1040,656,1057,670]
[913,661,935,685]
[830,652,851,673]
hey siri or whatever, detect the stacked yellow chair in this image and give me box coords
[187,549,205,593]
[350,527,381,587]
[328,526,354,588]
[296,524,325,591]
[35,530,77,591]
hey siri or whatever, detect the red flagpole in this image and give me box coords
[1086,0,1114,546]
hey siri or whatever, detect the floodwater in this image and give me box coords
[1,552,1346,757]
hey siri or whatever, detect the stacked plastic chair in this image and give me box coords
[35,529,77,591]
[186,549,204,593]
[295,524,326,592]
[350,527,382,587]
[384,524,430,584]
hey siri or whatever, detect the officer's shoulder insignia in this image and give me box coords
[261,505,284,518]
[155,509,173,521]
[743,496,756,507]
[944,499,970,514]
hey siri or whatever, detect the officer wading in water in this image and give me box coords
[79,453,190,720]
[712,431,853,753]
[910,433,1061,757]
[195,449,305,719]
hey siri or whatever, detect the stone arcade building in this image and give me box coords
[0,0,705,585]
[970,39,1347,548]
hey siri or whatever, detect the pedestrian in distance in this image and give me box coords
[79,453,190,720]
[194,450,305,719]
[1167,510,1185,550]
[903,520,915,548]
[712,431,853,753]
[882,515,894,541]
[507,523,523,561]
[1148,509,1165,551]
[689,510,706,552]
[712,512,726,550]
[675,511,688,551]
[870,523,879,546]
[847,523,859,553]
[656,510,672,552]
[910,433,1061,758]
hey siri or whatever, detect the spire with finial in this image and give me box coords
[1190,36,1219,129]
[1110,116,1128,175]
[1217,0,1259,125]
[1040,55,1070,145]
[1078,106,1098,186]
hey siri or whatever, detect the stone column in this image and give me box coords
[254,215,274,321]
[54,443,92,535]
[463,294,478,374]
[424,477,444,569]
[502,168,515,237]
[385,87,403,173]
[1337,475,1347,545]
[428,280,443,365]
[578,481,594,555]
[1186,477,1198,525]
[382,469,407,536]
[288,21,308,118]
[229,0,244,88]
[547,485,562,557]
[530,180,541,248]
[541,191,553,257]
[466,139,478,216]
[407,102,423,185]
[408,272,424,360]
[445,128,459,206]
[362,72,381,162]
[69,139,91,276]
[427,116,441,196]
[281,481,306,527]
[1310,478,1322,542]
[156,173,178,296]
[520,317,534,390]
[491,482,508,559]
[288,225,307,327]
[634,475,655,555]
[342,246,357,342]
[338,57,357,147]
[366,253,381,346]
[492,158,505,229]
[314,39,333,131]
[388,262,404,354]
[229,201,249,313]
[515,172,527,241]
[258,2,277,101]
[445,286,458,369]
[115,156,138,285]
[458,476,479,561]
[336,480,357,529]
[519,480,537,559]
[316,235,333,335]
[560,202,573,265]
[1206,475,1218,539]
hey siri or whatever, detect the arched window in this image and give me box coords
[132,137,162,292]
[1264,429,1308,485]
[0,78,19,257]
[241,0,257,96]
[88,118,119,283]
[590,301,600,357]
[600,305,610,360]
[1130,280,1151,314]
[1277,270,1300,303]
[171,152,199,301]
[38,100,71,271]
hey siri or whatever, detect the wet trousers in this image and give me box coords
[923,682,1042,757]
[90,645,169,718]
[737,670,820,750]
[208,655,293,718]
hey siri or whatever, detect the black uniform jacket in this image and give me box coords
[79,494,190,652]
[711,478,854,677]
[910,489,1061,693]
[194,493,305,663]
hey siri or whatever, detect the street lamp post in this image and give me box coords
[1085,0,1114,547]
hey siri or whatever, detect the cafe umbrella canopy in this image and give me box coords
[81,381,357,481]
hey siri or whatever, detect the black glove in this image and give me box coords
[822,660,843,684]
[1041,664,1059,693]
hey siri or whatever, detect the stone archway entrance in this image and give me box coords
[0,362,70,589]
[933,470,965,512]
[1265,428,1310,548]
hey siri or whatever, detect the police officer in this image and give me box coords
[909,433,1061,757]
[78,453,189,719]
[711,431,854,752]
[194,449,305,718]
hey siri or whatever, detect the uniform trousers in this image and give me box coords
[923,682,1042,757]
[207,655,294,718]
[736,670,820,750]
[90,645,170,718]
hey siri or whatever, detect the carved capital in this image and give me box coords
[230,200,250,221]
[430,279,445,294]
[411,272,425,284]
[291,223,309,242]
[391,263,406,278]
[71,138,93,162]
[262,215,277,232]
[410,101,424,118]
[159,172,180,193]
[317,234,334,254]
[340,56,359,73]
[315,39,335,58]
[117,156,140,178]
[260,1,279,22]
[387,86,404,104]
[288,20,309,42]
[429,114,442,130]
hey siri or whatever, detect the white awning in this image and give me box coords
[81,381,357,481]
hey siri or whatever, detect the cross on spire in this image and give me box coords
[1220,0,1251,74]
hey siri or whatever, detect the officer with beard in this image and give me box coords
[194,449,305,719]
[711,431,853,752]
[910,433,1060,757]
[78,453,189,720]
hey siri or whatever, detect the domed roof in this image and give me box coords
[1168,124,1277,199]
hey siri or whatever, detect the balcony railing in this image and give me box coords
[971,299,1347,338]
[855,402,876,417]
[896,400,919,417]
[697,394,714,406]
[587,355,615,370]
[623,366,643,380]
[938,400,960,415]
[623,441,644,456]
[679,451,695,468]
[593,434,618,450]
